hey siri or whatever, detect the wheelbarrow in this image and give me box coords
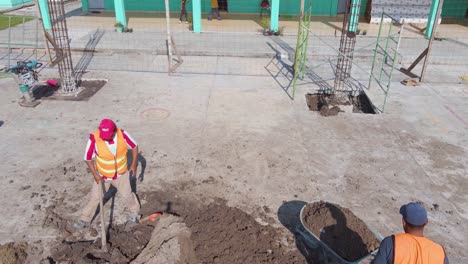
[296,203,384,264]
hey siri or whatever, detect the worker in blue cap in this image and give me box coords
[371,202,448,264]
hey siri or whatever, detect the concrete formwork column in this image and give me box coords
[270,0,280,31]
[37,0,51,30]
[81,0,89,14]
[114,0,127,27]
[192,0,201,33]
[426,0,440,38]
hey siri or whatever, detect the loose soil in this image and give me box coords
[306,93,375,116]
[50,223,154,263]
[0,242,28,264]
[301,201,380,262]
[47,190,306,263]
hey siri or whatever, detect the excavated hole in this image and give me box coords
[306,92,375,116]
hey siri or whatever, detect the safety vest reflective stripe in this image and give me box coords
[96,154,126,165]
[96,156,114,165]
[96,162,118,174]
[117,162,127,172]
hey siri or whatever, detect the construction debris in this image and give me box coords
[401,78,419,86]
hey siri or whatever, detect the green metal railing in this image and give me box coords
[291,0,312,99]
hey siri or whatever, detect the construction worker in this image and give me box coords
[74,119,141,229]
[371,202,448,264]
[208,0,221,20]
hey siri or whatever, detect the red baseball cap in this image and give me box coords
[99,119,116,140]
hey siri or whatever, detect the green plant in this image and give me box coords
[0,15,34,30]
[114,22,123,28]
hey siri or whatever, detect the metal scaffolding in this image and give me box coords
[47,0,77,93]
[368,13,404,112]
[291,0,312,99]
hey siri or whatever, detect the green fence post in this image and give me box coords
[426,0,439,39]
[37,0,51,30]
[114,0,127,27]
[270,0,280,31]
[192,0,201,33]
[82,0,89,14]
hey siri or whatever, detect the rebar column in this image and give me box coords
[333,0,361,95]
[48,0,77,93]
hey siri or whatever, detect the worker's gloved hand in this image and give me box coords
[129,170,143,183]
[138,173,143,183]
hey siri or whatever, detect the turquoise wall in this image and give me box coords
[97,0,373,16]
[0,0,33,8]
[442,0,468,19]
[104,0,182,12]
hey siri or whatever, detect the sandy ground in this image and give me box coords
[0,55,467,262]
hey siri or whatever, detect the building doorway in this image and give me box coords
[337,0,348,14]
[218,0,228,12]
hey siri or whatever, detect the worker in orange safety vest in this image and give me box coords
[371,202,448,264]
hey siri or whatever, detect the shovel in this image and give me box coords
[98,180,108,252]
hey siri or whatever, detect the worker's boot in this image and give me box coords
[72,220,89,229]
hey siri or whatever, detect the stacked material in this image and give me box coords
[369,0,434,23]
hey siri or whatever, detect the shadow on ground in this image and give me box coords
[278,200,326,263]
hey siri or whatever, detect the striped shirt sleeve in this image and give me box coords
[121,129,138,149]
[84,134,96,161]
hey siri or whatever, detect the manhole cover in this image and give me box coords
[140,108,170,120]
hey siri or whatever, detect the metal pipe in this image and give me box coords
[8,16,11,67]
[165,0,173,74]
[368,12,385,91]
[420,0,444,82]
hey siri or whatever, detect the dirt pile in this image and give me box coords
[48,190,306,263]
[140,191,306,263]
[131,214,197,264]
[0,242,28,264]
[184,202,304,263]
[306,93,375,116]
[50,223,153,263]
[301,201,380,262]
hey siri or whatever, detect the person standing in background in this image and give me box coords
[208,0,221,21]
[179,0,189,23]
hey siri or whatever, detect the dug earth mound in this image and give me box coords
[301,201,380,262]
[48,190,306,263]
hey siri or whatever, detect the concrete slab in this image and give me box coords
[0,56,467,262]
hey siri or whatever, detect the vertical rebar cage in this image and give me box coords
[334,0,361,94]
[48,0,77,93]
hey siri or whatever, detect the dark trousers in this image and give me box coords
[180,7,187,21]
[208,8,221,20]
